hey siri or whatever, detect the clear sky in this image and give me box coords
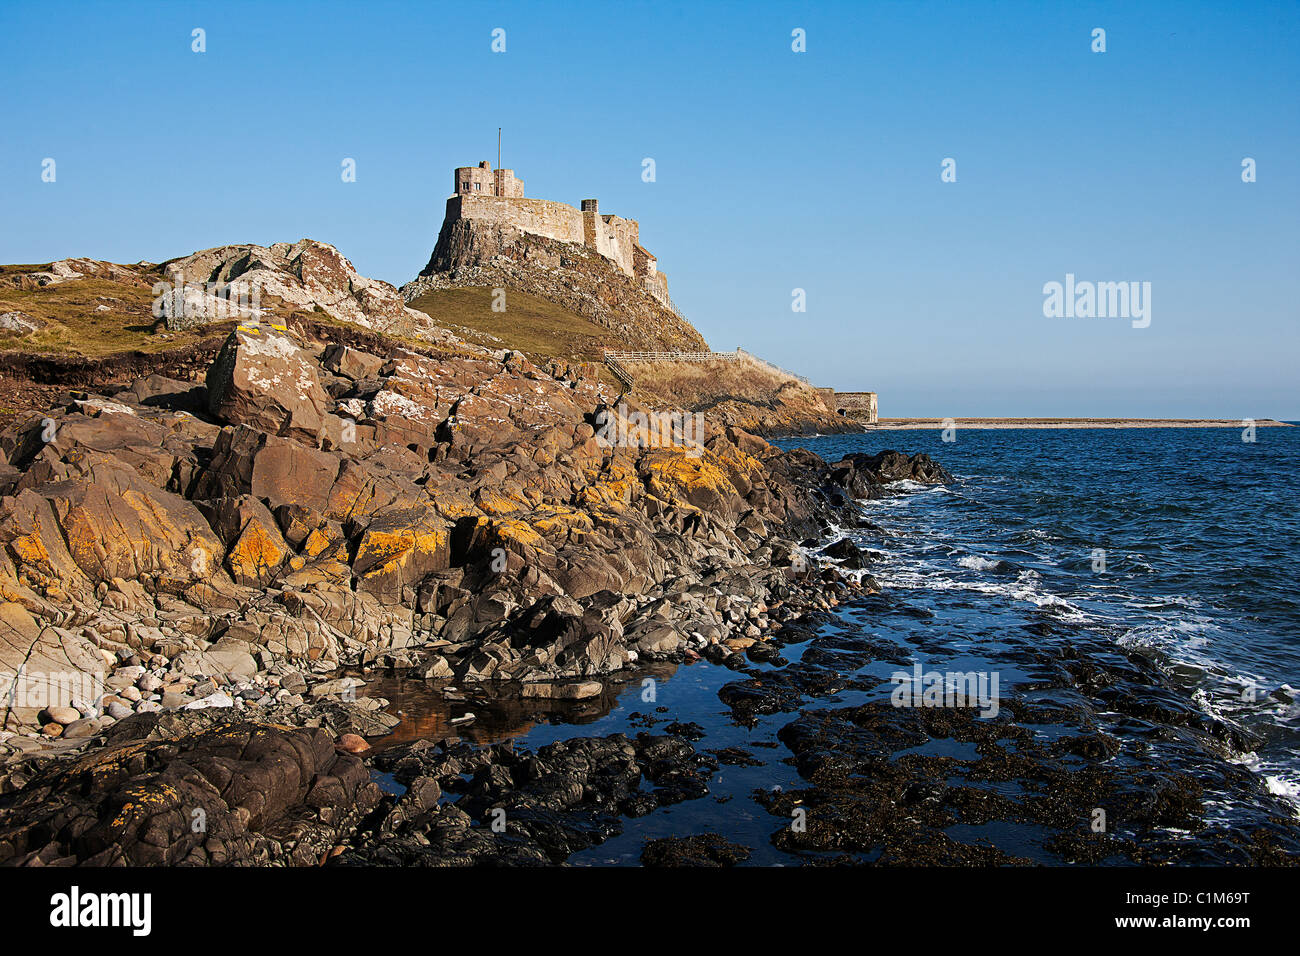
[2,1,1297,418]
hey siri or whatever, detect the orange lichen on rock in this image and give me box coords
[474,488,527,516]
[226,518,289,586]
[530,504,595,539]
[642,449,737,514]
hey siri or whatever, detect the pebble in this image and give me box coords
[62,718,101,739]
[44,706,80,725]
[336,733,370,754]
[183,691,235,710]
[137,674,162,693]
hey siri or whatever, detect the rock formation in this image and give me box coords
[0,235,961,867]
[0,307,907,742]
[405,223,707,354]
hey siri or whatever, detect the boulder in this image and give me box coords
[206,327,329,442]
[0,715,381,865]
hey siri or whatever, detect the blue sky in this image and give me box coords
[2,0,1297,417]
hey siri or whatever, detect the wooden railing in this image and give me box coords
[603,349,739,363]
[603,352,635,390]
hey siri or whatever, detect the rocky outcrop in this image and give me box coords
[0,274,966,867]
[338,731,715,866]
[1,258,146,290]
[0,312,43,334]
[0,713,379,865]
[0,315,929,753]
[162,240,436,339]
[405,221,707,354]
[827,450,952,501]
[0,242,465,349]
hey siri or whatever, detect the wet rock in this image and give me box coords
[0,714,380,865]
[641,833,751,867]
[336,733,370,754]
[340,731,714,866]
[828,449,952,499]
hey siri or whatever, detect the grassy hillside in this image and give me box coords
[0,265,451,360]
[0,273,188,356]
[407,286,625,387]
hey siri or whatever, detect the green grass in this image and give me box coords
[407,286,623,385]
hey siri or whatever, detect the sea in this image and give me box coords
[368,425,1300,864]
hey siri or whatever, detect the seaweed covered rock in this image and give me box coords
[0,713,380,865]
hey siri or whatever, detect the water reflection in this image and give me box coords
[360,660,683,751]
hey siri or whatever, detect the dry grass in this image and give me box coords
[624,358,824,411]
[0,266,489,362]
[407,285,624,386]
[0,277,197,356]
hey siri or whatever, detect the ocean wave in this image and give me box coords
[1265,774,1300,815]
[808,431,1300,819]
[874,566,1091,622]
[883,479,950,493]
[957,555,1001,571]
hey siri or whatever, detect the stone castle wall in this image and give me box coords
[443,170,671,308]
[593,213,639,277]
[449,194,586,246]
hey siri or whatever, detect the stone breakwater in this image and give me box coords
[0,314,951,864]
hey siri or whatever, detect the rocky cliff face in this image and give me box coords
[0,312,882,737]
[0,302,959,864]
[405,217,708,354]
[0,234,947,865]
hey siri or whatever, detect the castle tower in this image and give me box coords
[453,161,524,198]
[581,199,600,247]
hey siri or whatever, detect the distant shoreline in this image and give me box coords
[867,418,1293,430]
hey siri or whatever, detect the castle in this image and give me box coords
[447,161,674,309]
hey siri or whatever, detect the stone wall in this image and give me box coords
[449,195,650,290]
[448,194,586,246]
[594,214,639,277]
[829,391,879,424]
